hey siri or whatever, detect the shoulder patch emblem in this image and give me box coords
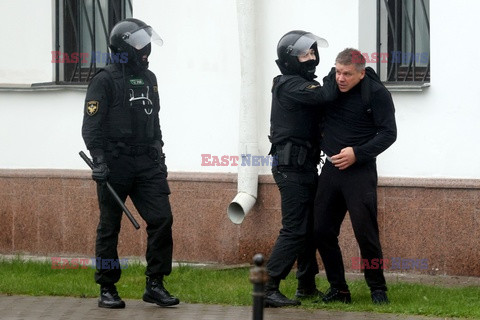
[306,84,320,89]
[153,85,158,92]
[86,101,99,116]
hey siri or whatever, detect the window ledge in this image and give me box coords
[384,82,430,92]
[0,82,87,92]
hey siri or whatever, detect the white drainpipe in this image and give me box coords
[227,0,259,224]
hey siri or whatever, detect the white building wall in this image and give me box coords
[0,0,478,179]
[133,0,241,173]
[359,0,480,179]
[0,90,86,169]
[0,0,53,84]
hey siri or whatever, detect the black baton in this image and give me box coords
[79,151,140,230]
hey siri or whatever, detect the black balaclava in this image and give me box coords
[126,43,152,73]
[298,43,319,81]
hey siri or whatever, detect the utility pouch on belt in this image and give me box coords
[277,141,293,166]
[297,146,307,166]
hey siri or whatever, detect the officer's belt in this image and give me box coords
[274,141,317,168]
[106,142,151,156]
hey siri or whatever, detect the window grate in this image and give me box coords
[55,0,132,84]
[377,0,430,84]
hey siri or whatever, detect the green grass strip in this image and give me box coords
[0,257,479,318]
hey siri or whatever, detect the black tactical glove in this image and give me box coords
[361,67,385,105]
[149,140,164,160]
[159,156,168,177]
[365,66,381,82]
[322,67,338,102]
[92,155,109,182]
[150,140,168,176]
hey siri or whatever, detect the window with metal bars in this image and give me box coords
[377,0,430,84]
[54,0,132,84]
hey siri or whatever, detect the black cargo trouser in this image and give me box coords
[94,151,172,286]
[314,160,387,291]
[267,166,319,283]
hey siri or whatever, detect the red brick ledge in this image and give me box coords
[0,169,90,180]
[0,169,478,189]
[378,177,480,189]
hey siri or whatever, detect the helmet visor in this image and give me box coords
[288,33,328,56]
[123,26,163,50]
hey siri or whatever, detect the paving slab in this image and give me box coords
[0,295,458,320]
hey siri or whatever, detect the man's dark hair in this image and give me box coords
[336,48,366,71]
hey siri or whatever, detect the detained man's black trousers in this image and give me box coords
[314,160,387,291]
[94,153,173,286]
[267,167,319,282]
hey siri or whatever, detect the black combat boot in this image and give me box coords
[371,289,389,304]
[295,277,323,299]
[143,277,180,307]
[321,287,352,303]
[98,284,126,308]
[264,277,301,308]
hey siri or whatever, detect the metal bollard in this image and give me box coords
[250,253,268,320]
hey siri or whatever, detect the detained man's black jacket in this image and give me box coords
[320,67,397,163]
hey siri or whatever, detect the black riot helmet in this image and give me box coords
[276,30,328,80]
[109,18,163,71]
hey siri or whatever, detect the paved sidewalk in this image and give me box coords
[0,295,458,320]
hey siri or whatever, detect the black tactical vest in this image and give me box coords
[269,75,319,146]
[102,64,160,142]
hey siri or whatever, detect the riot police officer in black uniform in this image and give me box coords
[265,30,336,307]
[82,18,179,309]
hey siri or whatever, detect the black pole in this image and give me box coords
[250,254,267,320]
[79,151,140,230]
